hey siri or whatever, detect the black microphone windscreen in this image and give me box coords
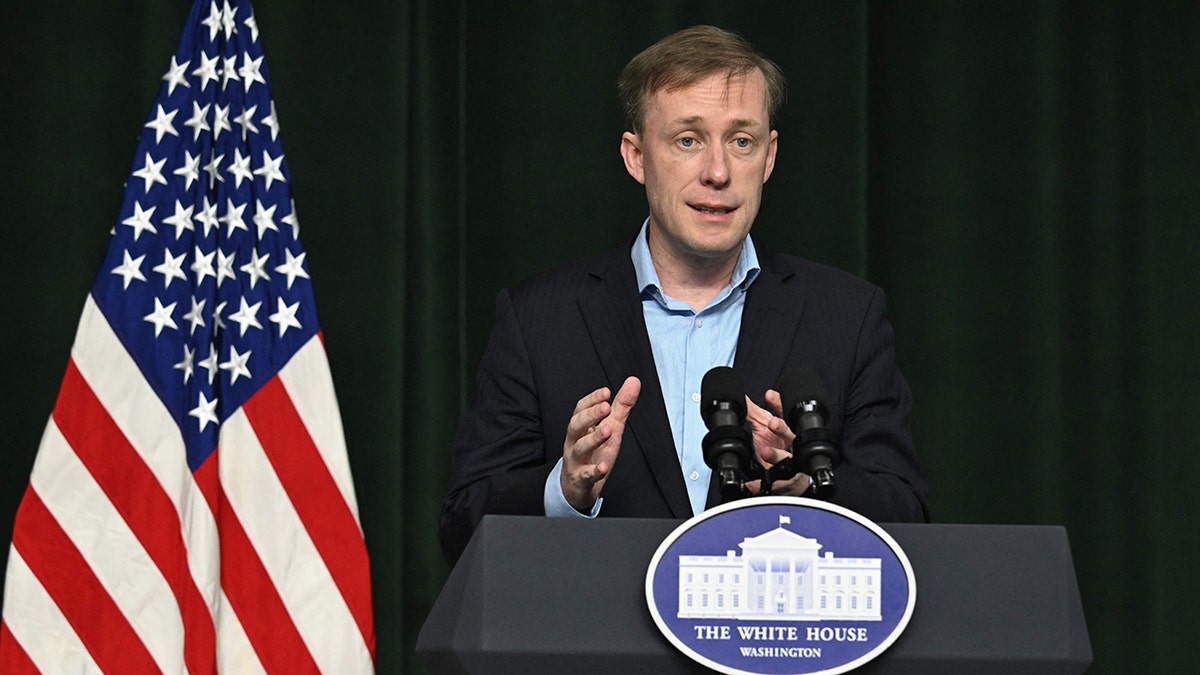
[701,366,746,422]
[778,367,828,414]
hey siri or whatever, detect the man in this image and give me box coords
[439,26,929,565]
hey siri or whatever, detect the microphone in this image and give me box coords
[778,367,841,499]
[700,366,754,501]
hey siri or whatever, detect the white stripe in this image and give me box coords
[2,542,104,674]
[214,591,268,675]
[72,296,223,616]
[219,409,372,673]
[30,421,182,674]
[277,336,363,526]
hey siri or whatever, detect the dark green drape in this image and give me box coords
[2,1,1197,672]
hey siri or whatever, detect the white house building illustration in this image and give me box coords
[677,516,882,621]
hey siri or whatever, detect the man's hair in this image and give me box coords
[618,25,786,134]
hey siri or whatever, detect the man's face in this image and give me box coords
[621,69,778,267]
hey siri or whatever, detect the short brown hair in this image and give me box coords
[618,25,786,133]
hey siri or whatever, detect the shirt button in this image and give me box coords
[690,471,700,481]
[691,392,701,403]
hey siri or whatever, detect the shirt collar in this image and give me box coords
[631,219,761,297]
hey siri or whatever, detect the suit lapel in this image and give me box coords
[577,248,693,518]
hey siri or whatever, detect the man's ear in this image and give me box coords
[620,131,646,185]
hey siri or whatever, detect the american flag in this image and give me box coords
[0,0,375,672]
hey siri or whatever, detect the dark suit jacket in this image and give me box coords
[439,238,929,565]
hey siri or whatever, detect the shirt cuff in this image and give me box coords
[544,457,602,518]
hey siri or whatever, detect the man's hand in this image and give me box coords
[744,389,812,496]
[561,376,641,513]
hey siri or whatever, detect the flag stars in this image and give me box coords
[221,198,249,236]
[174,150,202,191]
[111,250,147,289]
[189,391,219,432]
[143,297,179,337]
[163,200,196,239]
[121,202,158,241]
[254,150,286,190]
[184,102,211,141]
[162,56,191,96]
[152,249,188,289]
[192,50,220,91]
[133,153,168,193]
[197,345,219,385]
[275,249,309,289]
[229,297,263,336]
[233,104,259,141]
[220,345,252,385]
[240,249,271,289]
[216,248,238,288]
[228,148,254,188]
[144,105,179,144]
[183,296,207,335]
[253,199,278,238]
[174,344,195,384]
[269,297,302,337]
[239,54,265,92]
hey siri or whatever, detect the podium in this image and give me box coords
[417,516,1092,674]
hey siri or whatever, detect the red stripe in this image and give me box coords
[0,620,40,674]
[243,376,376,657]
[53,360,217,674]
[10,486,160,673]
[200,451,322,674]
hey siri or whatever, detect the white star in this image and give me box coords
[228,297,263,336]
[143,297,179,337]
[239,54,265,92]
[227,148,253,189]
[132,153,168,193]
[212,104,232,140]
[189,391,219,432]
[121,201,157,241]
[203,151,225,188]
[274,249,309,289]
[213,301,227,334]
[162,55,191,96]
[253,199,278,238]
[233,104,258,141]
[143,104,179,144]
[282,199,299,238]
[174,344,195,384]
[269,297,302,337]
[196,196,219,237]
[254,150,286,190]
[197,344,219,385]
[183,296,207,336]
[184,101,211,141]
[111,250,147,289]
[201,1,223,42]
[220,54,240,91]
[162,200,195,239]
[262,100,280,141]
[221,0,238,38]
[173,150,201,191]
[191,246,216,285]
[220,198,248,236]
[219,344,252,385]
[191,50,220,91]
[216,248,238,288]
[152,249,188,289]
[244,10,260,42]
[239,249,271,289]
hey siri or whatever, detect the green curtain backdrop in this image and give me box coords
[1,1,1196,672]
